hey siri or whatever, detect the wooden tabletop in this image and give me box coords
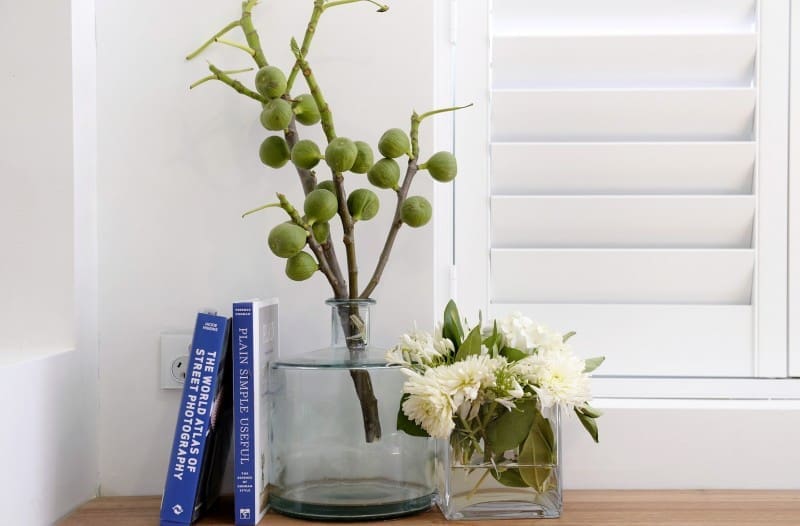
[60,492,800,525]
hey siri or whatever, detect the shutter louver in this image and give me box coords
[485,0,787,377]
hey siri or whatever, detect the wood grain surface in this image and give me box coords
[59,491,800,525]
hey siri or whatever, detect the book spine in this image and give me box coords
[160,313,229,525]
[232,303,256,525]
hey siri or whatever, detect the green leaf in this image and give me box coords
[583,356,605,373]
[518,410,556,492]
[396,394,430,437]
[500,346,528,362]
[562,331,576,343]
[575,407,599,443]
[485,399,538,453]
[491,467,528,488]
[579,404,603,418]
[482,321,501,354]
[442,300,464,351]
[454,325,483,362]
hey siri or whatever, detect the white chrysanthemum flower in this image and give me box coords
[497,312,564,353]
[434,354,501,410]
[512,348,592,411]
[386,327,453,367]
[401,369,455,438]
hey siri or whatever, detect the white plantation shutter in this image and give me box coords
[453,0,790,383]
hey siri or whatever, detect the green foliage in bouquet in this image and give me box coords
[390,301,604,492]
[186,0,470,443]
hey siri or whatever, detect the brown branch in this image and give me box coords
[360,160,418,299]
[283,107,347,294]
[277,194,345,296]
[291,37,357,298]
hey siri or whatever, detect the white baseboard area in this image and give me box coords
[0,349,97,525]
[562,401,800,489]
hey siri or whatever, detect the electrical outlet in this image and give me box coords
[160,333,192,389]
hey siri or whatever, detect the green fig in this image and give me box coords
[325,137,358,173]
[378,128,411,158]
[316,180,337,195]
[424,151,458,182]
[259,136,291,168]
[255,66,287,99]
[367,158,401,189]
[347,188,380,221]
[268,223,307,258]
[260,98,293,131]
[312,221,330,243]
[400,196,432,228]
[285,251,318,281]
[292,94,321,126]
[351,141,374,174]
[304,188,338,224]
[291,139,323,169]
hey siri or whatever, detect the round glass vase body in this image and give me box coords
[268,299,436,520]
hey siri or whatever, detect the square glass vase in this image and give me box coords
[436,409,562,520]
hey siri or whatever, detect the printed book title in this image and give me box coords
[171,345,218,481]
[236,324,251,467]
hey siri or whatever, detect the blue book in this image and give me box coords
[232,299,279,525]
[160,313,233,525]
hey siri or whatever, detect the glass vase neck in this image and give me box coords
[327,298,376,351]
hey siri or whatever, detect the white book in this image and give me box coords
[232,298,278,525]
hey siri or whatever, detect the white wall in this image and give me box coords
[0,0,98,522]
[0,0,74,356]
[96,0,435,495]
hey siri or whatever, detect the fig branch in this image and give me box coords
[213,38,257,57]
[324,0,389,11]
[286,1,324,94]
[196,64,267,102]
[360,105,471,298]
[185,20,241,60]
[189,67,253,90]
[240,5,346,291]
[290,38,336,140]
[290,37,360,298]
[276,194,346,296]
[241,0,268,68]
[285,0,389,93]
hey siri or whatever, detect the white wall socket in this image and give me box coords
[160,333,192,390]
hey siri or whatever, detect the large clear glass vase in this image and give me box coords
[268,299,436,520]
[437,408,562,520]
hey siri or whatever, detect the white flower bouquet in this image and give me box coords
[389,301,604,497]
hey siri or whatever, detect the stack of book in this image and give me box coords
[159,299,278,526]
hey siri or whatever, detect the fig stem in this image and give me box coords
[290,38,336,141]
[359,158,417,299]
[189,68,253,90]
[286,1,325,93]
[213,37,256,56]
[323,0,390,13]
[277,193,345,296]
[241,0,268,68]
[361,105,466,298]
[186,20,241,61]
[241,202,281,219]
[200,64,267,103]
[290,36,360,300]
[417,103,474,123]
[280,112,345,288]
